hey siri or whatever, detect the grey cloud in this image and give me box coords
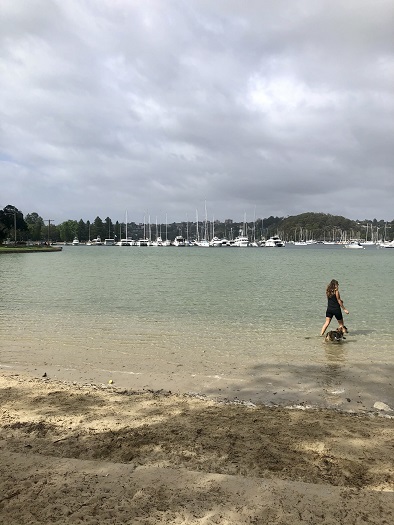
[0,0,393,224]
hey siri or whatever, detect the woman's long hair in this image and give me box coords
[326,279,338,298]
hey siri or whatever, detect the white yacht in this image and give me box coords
[90,236,104,245]
[210,237,228,247]
[195,239,210,247]
[173,236,186,247]
[265,235,285,247]
[103,238,116,246]
[232,235,250,247]
[379,240,394,248]
[151,236,163,247]
[117,238,133,246]
[72,237,79,246]
[344,241,365,249]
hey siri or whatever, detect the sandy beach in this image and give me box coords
[0,371,393,524]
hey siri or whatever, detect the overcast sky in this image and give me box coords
[1,0,393,225]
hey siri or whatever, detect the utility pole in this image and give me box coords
[13,211,16,245]
[44,220,54,245]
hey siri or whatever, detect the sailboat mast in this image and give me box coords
[204,200,208,241]
[125,210,128,240]
[196,209,199,242]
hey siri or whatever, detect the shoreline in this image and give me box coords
[1,370,393,524]
[0,246,63,253]
[2,347,393,416]
[3,362,394,418]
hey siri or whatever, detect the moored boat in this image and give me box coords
[232,235,250,247]
[379,240,394,248]
[265,235,285,247]
[173,236,186,247]
[103,238,116,246]
[90,236,104,245]
[344,241,365,249]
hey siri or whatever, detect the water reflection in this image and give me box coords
[321,344,347,404]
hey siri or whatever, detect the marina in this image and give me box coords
[60,236,392,248]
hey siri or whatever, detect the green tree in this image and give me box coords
[0,205,28,244]
[25,212,45,241]
[92,216,105,240]
[104,217,113,239]
[77,219,87,242]
[58,220,78,242]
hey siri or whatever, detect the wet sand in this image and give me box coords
[2,336,393,415]
[0,371,393,524]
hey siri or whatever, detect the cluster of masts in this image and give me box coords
[69,231,285,248]
[66,216,392,248]
[68,233,394,248]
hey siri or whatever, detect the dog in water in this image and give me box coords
[325,326,347,342]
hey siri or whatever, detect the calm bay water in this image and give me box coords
[1,244,393,411]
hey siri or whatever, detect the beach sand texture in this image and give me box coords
[0,372,393,524]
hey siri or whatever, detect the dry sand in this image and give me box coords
[0,371,393,524]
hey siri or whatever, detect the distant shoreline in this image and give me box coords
[0,246,63,253]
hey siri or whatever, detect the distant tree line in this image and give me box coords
[0,205,393,244]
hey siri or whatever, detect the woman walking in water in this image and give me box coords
[321,279,349,336]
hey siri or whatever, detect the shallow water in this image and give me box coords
[1,244,393,411]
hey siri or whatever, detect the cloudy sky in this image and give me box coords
[1,0,393,225]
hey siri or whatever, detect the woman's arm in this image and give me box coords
[336,290,349,314]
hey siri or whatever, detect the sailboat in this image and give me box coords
[117,211,133,246]
[86,224,92,245]
[195,201,210,247]
[360,223,375,246]
[232,214,250,247]
[161,214,171,246]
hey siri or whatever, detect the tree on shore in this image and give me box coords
[25,212,45,241]
[0,205,28,244]
[57,220,79,242]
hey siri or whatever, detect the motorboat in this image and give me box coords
[379,240,394,248]
[103,238,116,246]
[173,236,186,247]
[265,235,285,247]
[90,236,104,245]
[232,235,250,247]
[210,237,229,247]
[151,237,163,247]
[195,239,210,247]
[72,237,79,246]
[117,238,133,246]
[136,239,149,246]
[344,241,365,249]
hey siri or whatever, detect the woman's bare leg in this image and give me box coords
[321,317,331,336]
